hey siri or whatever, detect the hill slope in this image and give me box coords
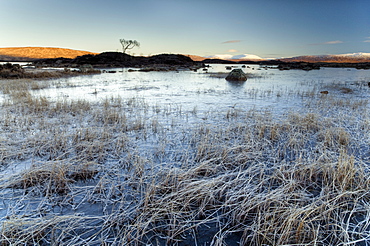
[185,55,207,62]
[0,47,98,61]
[280,53,370,63]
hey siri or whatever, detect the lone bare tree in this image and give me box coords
[119,39,140,54]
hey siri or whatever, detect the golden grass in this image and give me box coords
[4,160,100,195]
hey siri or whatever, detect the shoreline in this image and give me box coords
[0,63,101,79]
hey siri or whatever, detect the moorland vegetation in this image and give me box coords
[0,71,369,245]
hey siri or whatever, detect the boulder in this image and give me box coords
[79,64,93,73]
[225,69,248,82]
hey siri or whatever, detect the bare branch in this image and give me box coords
[119,39,140,54]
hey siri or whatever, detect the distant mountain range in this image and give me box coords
[1,47,370,64]
[279,53,370,63]
[188,53,370,63]
[0,47,98,61]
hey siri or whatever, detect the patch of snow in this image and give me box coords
[336,52,370,58]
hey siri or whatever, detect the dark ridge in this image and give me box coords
[201,58,237,64]
[33,52,197,68]
[27,52,370,70]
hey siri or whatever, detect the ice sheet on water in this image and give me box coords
[0,160,34,179]
[23,65,369,111]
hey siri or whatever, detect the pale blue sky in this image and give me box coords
[1,0,369,58]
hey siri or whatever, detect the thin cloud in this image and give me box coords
[325,40,343,44]
[309,40,343,45]
[362,36,370,42]
[222,40,241,44]
[228,49,238,52]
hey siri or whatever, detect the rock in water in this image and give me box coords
[225,69,248,82]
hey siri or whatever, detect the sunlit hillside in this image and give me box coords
[0,47,98,61]
[280,53,370,63]
[186,54,207,61]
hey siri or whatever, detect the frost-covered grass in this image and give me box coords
[0,78,369,245]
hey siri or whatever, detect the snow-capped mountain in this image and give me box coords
[206,54,264,61]
[335,52,370,58]
[280,53,370,63]
[198,52,370,63]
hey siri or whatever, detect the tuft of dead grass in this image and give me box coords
[117,151,370,245]
[2,160,100,195]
